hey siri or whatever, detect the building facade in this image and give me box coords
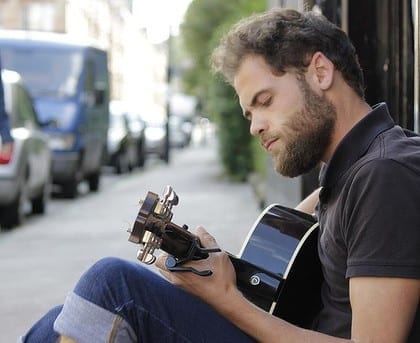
[0,0,168,115]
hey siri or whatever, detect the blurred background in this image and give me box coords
[0,0,419,341]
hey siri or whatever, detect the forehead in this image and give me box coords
[233,55,274,92]
[233,55,292,108]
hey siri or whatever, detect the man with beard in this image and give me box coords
[21,8,419,343]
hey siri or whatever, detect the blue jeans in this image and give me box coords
[22,257,256,343]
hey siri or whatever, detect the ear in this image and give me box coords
[308,52,334,91]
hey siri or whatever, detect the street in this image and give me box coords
[0,139,260,342]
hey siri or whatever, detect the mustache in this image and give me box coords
[260,129,288,146]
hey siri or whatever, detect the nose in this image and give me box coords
[249,111,267,136]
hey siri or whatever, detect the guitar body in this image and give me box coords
[229,204,323,328]
[129,188,324,329]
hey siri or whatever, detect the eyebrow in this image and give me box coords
[242,89,269,119]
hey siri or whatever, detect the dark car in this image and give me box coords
[0,70,52,228]
[107,101,139,174]
[169,115,193,148]
[125,111,147,168]
[144,118,167,160]
[142,107,169,163]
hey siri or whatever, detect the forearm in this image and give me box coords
[214,288,350,343]
[295,187,321,215]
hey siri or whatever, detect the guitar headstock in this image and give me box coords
[128,186,221,276]
[128,185,179,264]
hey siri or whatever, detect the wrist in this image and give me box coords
[213,286,249,315]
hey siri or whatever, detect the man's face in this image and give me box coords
[233,55,336,177]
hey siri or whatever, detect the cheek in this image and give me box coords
[273,109,301,138]
[271,95,305,128]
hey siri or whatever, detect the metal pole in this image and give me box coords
[164,33,171,164]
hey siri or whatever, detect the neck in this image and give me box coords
[323,87,372,162]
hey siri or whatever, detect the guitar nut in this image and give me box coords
[249,275,260,286]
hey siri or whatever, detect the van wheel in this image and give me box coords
[61,178,78,198]
[87,171,100,192]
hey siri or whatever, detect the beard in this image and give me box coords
[273,79,336,177]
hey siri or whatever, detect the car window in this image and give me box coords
[13,83,38,128]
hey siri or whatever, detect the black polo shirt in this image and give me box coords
[313,103,420,340]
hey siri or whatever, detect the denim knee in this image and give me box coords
[72,257,156,313]
[70,257,168,340]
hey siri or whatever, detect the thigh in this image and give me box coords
[73,257,256,343]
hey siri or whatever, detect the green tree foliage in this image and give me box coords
[207,78,253,181]
[180,0,266,181]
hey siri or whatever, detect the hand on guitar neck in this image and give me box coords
[155,225,240,310]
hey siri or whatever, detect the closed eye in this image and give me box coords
[260,96,272,107]
[242,90,272,121]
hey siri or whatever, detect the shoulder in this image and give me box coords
[347,131,420,198]
[344,157,419,203]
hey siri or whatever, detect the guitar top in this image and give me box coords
[239,204,318,278]
[236,204,323,328]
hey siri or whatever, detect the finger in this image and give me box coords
[158,268,170,278]
[155,256,178,284]
[155,253,168,270]
[195,226,219,248]
[158,268,175,283]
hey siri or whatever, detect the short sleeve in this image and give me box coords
[343,158,420,279]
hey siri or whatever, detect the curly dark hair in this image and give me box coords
[211,8,365,98]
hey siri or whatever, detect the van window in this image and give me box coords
[0,47,83,99]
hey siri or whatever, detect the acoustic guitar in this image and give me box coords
[128,186,323,329]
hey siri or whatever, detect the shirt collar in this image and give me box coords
[319,103,394,188]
